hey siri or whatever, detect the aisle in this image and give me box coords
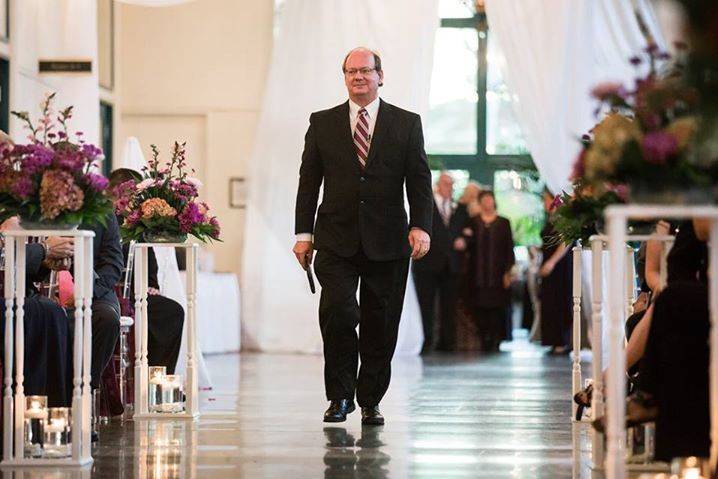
[14,337,602,478]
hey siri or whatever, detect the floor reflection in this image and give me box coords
[323,426,391,478]
[134,421,196,479]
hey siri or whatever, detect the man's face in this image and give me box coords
[344,51,383,100]
[436,174,453,199]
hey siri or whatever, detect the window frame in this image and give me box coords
[429,12,535,185]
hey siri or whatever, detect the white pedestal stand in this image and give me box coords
[133,243,199,419]
[1,229,94,467]
[603,205,718,479]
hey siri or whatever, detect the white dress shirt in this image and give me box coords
[296,97,382,242]
[434,192,453,227]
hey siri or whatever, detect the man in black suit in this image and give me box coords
[48,215,124,389]
[293,47,433,425]
[412,172,463,353]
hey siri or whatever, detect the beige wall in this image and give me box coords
[118,0,273,275]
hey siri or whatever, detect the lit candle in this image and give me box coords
[160,375,184,413]
[44,417,66,433]
[149,366,167,412]
[25,400,47,419]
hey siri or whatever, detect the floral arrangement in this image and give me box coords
[0,93,112,227]
[550,180,625,245]
[573,43,717,201]
[112,142,220,243]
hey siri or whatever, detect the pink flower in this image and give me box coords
[590,82,626,100]
[642,131,678,164]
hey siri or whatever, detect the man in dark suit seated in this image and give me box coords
[0,217,72,406]
[412,172,463,354]
[293,47,433,426]
[46,214,124,390]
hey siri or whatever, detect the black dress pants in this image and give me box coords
[68,297,120,389]
[147,295,184,374]
[1,296,71,407]
[314,248,410,407]
[412,263,457,351]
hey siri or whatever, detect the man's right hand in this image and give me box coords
[45,237,74,259]
[293,241,314,269]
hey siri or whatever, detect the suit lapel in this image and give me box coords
[365,99,390,169]
[333,101,360,170]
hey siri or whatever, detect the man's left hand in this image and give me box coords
[408,228,430,260]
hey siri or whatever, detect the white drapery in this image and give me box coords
[484,0,666,194]
[241,0,439,354]
[117,137,212,388]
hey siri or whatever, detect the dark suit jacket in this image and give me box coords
[413,200,465,274]
[82,215,123,302]
[295,99,433,261]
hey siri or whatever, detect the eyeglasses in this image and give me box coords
[344,67,377,76]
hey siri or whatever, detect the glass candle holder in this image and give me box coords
[672,456,710,479]
[24,395,48,458]
[44,407,71,458]
[160,375,184,413]
[149,366,167,413]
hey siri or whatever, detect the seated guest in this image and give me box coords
[51,214,124,390]
[0,217,71,406]
[110,168,184,372]
[635,219,709,461]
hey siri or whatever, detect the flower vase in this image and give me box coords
[142,231,187,244]
[19,217,80,231]
[630,184,716,205]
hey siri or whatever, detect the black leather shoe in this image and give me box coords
[361,406,384,426]
[323,399,355,423]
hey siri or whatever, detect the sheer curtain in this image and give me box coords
[484,0,666,194]
[241,0,439,354]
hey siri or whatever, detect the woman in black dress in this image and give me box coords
[538,190,573,355]
[465,191,515,352]
[636,219,710,461]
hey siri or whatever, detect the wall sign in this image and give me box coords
[39,60,93,74]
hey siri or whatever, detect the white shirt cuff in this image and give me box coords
[296,233,313,242]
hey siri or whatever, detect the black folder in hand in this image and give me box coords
[304,264,316,294]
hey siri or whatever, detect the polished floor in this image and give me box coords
[6,335,630,478]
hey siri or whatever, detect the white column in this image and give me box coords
[2,236,14,461]
[709,220,718,473]
[13,240,25,460]
[590,237,604,466]
[81,236,93,460]
[186,245,199,417]
[571,245,582,421]
[625,245,636,319]
[606,210,627,479]
[71,237,84,461]
[133,246,144,413]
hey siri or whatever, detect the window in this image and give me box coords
[99,102,113,177]
[427,0,533,185]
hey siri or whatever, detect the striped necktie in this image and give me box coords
[353,108,370,169]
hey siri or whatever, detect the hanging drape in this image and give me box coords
[484,0,666,194]
[241,0,440,354]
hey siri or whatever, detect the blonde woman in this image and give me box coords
[452,181,482,351]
